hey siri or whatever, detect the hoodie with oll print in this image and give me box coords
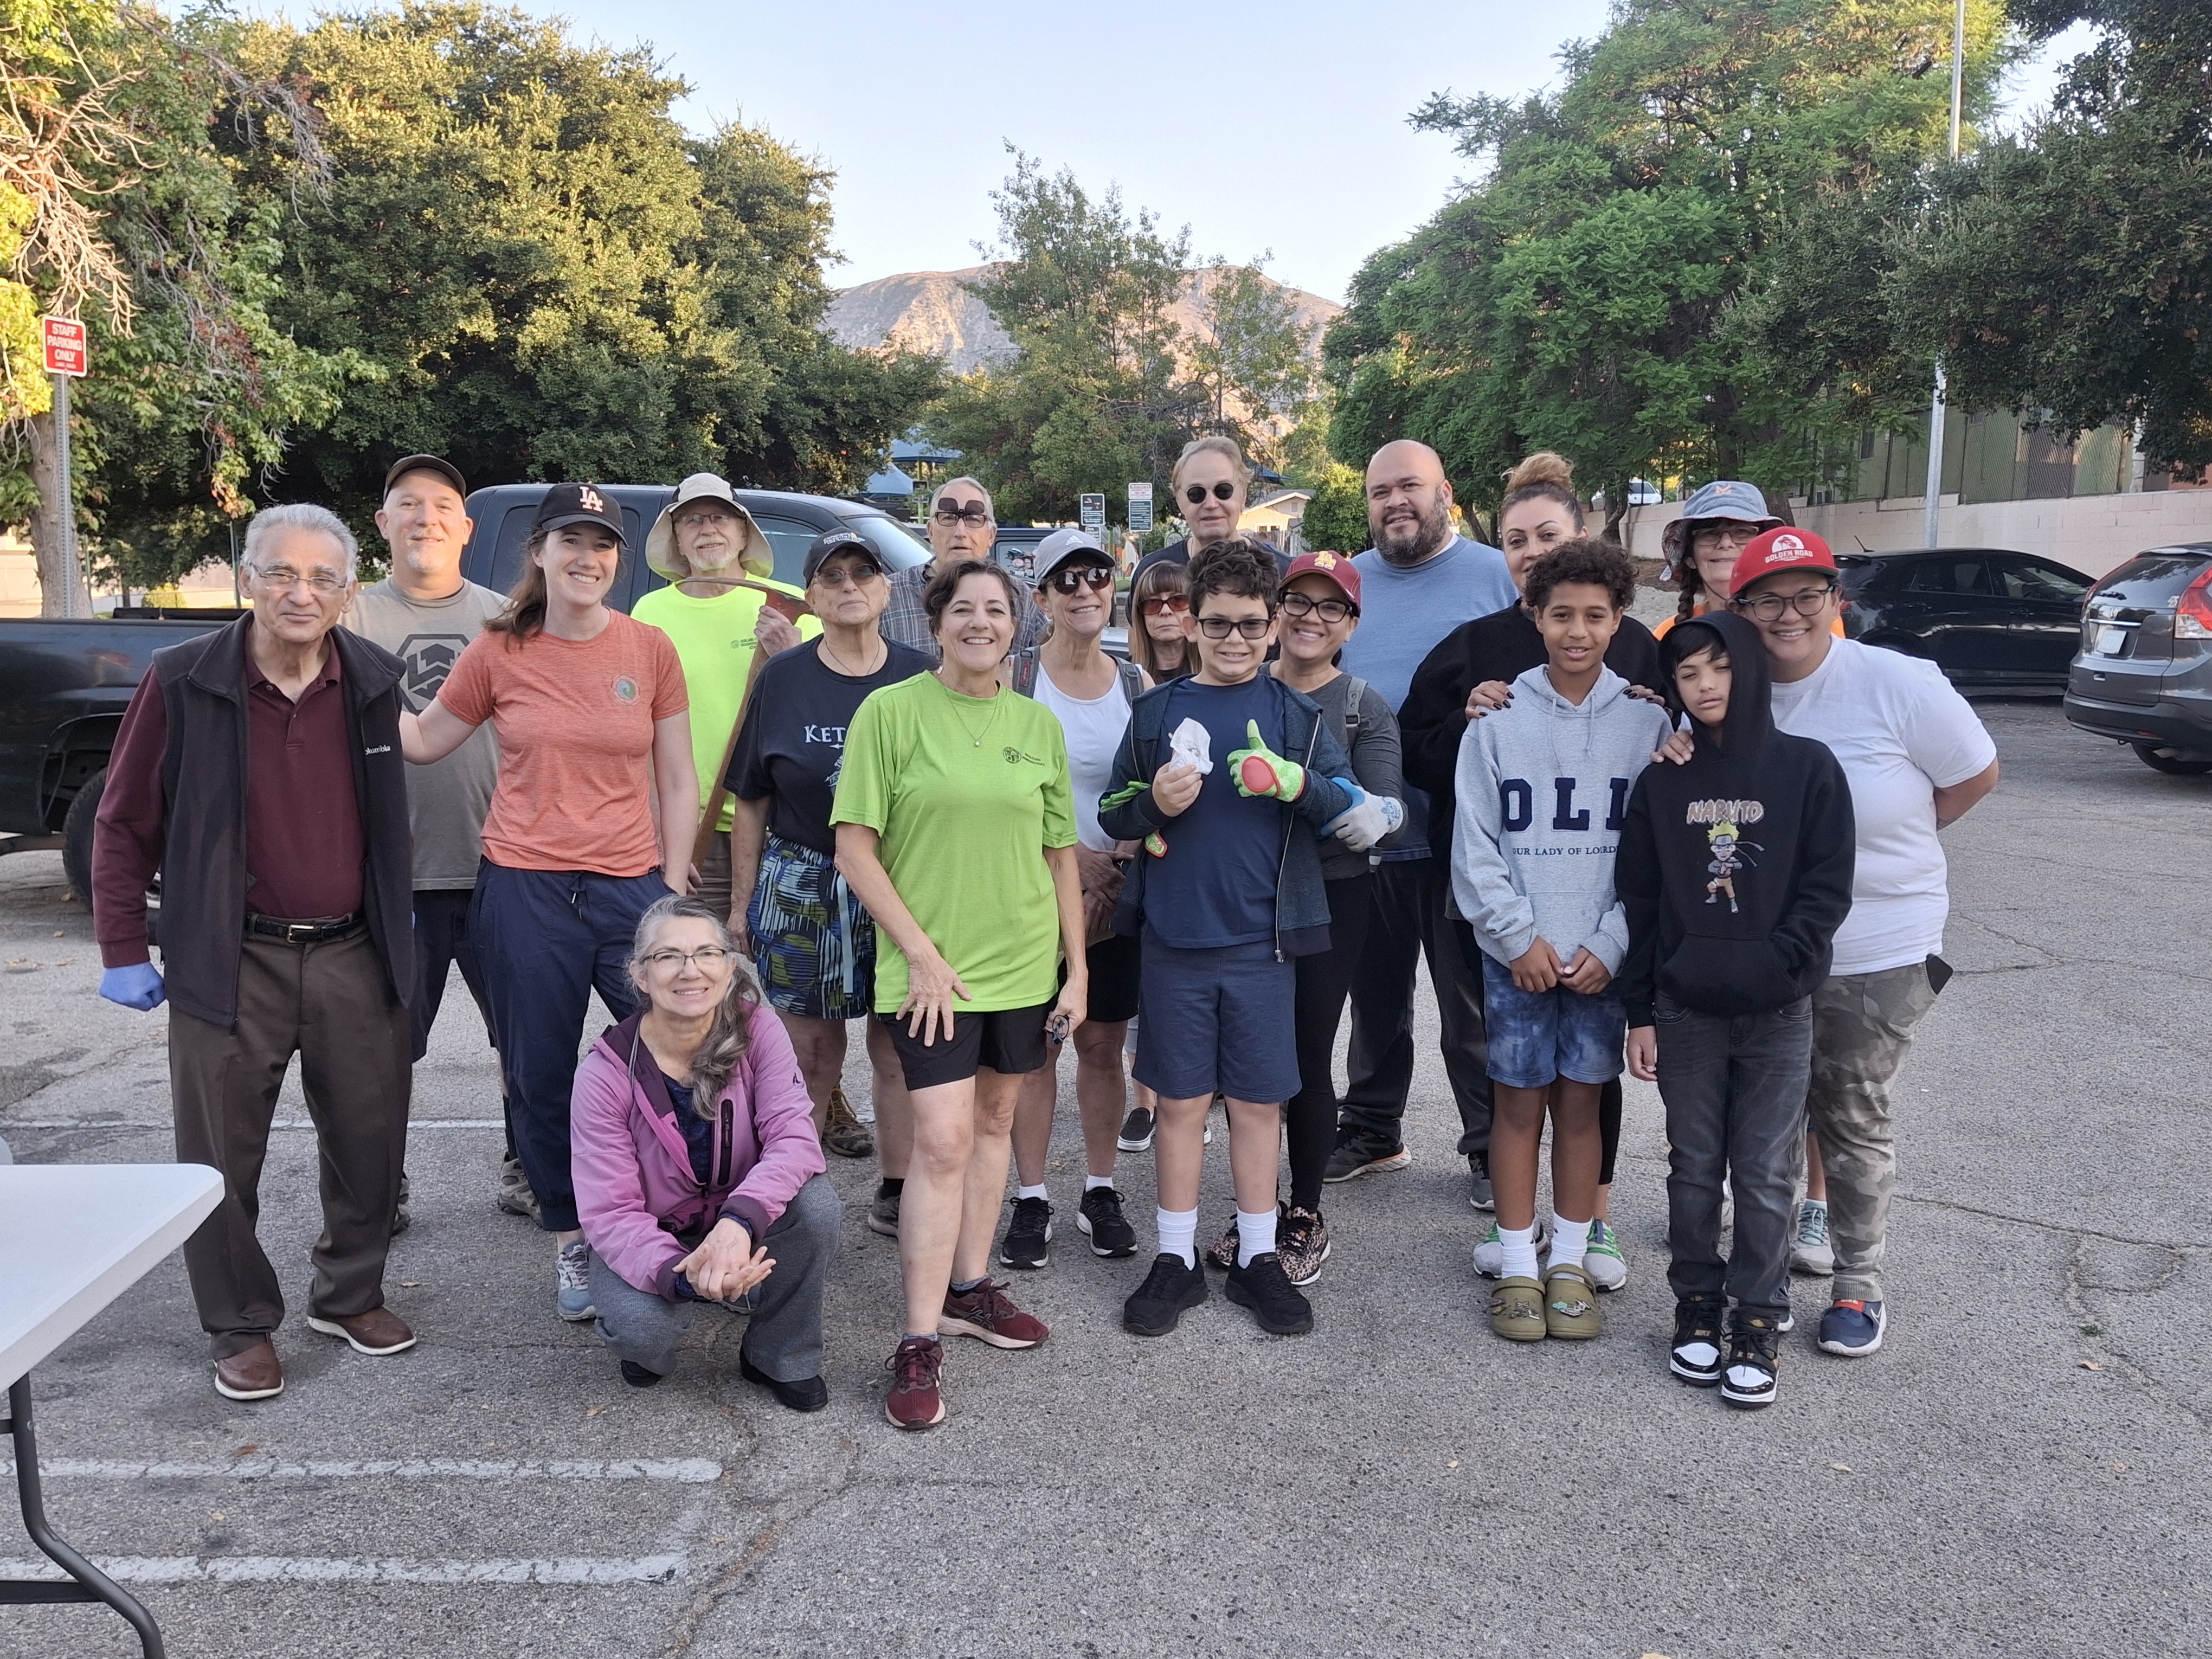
[1614,610,1857,1027]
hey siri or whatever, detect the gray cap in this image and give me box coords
[1032,527,1114,587]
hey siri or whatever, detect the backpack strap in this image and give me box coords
[1116,656,1145,705]
[1342,675,1367,744]
[1009,648,1039,697]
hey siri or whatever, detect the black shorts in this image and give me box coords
[1065,932,1141,1026]
[880,1000,1053,1090]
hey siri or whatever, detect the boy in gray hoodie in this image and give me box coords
[1451,541,1674,1343]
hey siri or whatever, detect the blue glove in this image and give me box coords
[99,961,165,1011]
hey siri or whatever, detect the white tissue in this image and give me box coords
[1168,717,1214,775]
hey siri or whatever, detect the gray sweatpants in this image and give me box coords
[590,1173,841,1381]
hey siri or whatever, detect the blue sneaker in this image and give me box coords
[1817,1298,1885,1356]
[556,1240,596,1322]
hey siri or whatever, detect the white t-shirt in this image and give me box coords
[1032,661,1133,852]
[1769,639,1997,976]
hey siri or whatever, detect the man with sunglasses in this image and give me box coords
[1715,527,1997,1362]
[881,476,1046,661]
[1129,436,1294,591]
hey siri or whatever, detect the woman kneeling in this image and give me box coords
[571,896,840,1412]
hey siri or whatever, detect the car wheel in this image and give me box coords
[2131,742,2212,776]
[60,766,104,902]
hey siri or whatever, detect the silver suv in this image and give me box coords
[2065,543,2212,775]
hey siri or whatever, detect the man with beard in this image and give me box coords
[1328,440,1516,1204]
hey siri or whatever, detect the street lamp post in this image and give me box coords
[1922,0,1969,549]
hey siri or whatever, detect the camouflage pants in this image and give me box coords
[1801,962,1940,1305]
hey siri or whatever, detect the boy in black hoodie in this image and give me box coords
[1616,610,1855,1409]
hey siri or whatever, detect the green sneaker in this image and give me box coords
[1584,1218,1628,1291]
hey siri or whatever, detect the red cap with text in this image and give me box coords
[1283,549,1361,608]
[1728,526,1838,597]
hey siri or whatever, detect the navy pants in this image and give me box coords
[472,861,671,1232]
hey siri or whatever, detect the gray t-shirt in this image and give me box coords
[1297,672,1405,881]
[345,577,505,889]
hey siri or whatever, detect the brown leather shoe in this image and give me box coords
[214,1340,284,1401]
[307,1307,417,1356]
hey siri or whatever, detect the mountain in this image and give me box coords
[823,264,1342,376]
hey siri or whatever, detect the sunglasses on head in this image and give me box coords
[1139,594,1189,616]
[933,502,991,526]
[1045,564,1115,595]
[1184,481,1237,505]
[1195,614,1272,640]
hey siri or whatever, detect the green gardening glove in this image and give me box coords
[1229,719,1307,802]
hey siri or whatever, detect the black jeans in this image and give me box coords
[1340,857,1491,1157]
[1658,994,1814,1321]
[1288,871,1374,1209]
[411,887,512,1161]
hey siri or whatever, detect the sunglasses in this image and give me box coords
[812,562,883,589]
[1185,481,1238,505]
[1045,564,1115,595]
[1194,614,1273,640]
[1279,590,1355,623]
[933,503,992,526]
[1139,594,1190,616]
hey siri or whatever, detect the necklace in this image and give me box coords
[937,672,1005,747]
[819,634,885,678]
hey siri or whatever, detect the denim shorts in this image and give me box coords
[1134,934,1298,1104]
[1480,952,1628,1089]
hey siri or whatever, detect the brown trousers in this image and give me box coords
[170,927,411,1360]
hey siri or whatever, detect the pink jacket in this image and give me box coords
[570,1005,827,1298]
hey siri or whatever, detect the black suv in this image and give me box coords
[1836,548,2093,687]
[2065,543,2212,774]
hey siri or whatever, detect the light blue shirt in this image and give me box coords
[1341,535,1516,860]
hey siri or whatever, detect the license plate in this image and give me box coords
[2094,625,2127,655]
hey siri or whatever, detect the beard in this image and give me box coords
[1373,491,1452,565]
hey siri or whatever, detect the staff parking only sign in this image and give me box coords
[43,318,87,377]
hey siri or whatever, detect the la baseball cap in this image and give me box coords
[1283,549,1361,609]
[802,526,888,586]
[1728,526,1838,597]
[532,482,626,545]
[383,453,466,498]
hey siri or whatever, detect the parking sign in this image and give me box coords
[1127,481,1153,533]
[1079,493,1106,534]
[42,318,87,377]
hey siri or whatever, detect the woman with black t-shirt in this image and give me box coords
[726,529,934,1242]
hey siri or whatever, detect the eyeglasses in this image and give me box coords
[1733,583,1837,622]
[1045,565,1115,595]
[1195,614,1273,640]
[639,946,734,973]
[1184,481,1237,506]
[1279,591,1355,623]
[812,563,882,589]
[251,565,349,594]
[1139,594,1189,616]
[933,503,992,526]
[1690,523,1762,548]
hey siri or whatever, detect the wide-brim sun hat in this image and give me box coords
[1661,479,1785,575]
[645,473,772,582]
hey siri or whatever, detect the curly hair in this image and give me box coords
[1186,537,1278,614]
[922,557,1023,635]
[1524,537,1636,613]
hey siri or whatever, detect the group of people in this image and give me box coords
[89,428,1996,1427]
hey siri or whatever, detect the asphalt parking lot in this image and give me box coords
[1,697,2205,1659]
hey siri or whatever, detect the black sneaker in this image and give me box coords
[1224,1252,1314,1335]
[1322,1134,1411,1183]
[619,1360,664,1388]
[998,1195,1052,1269]
[1722,1315,1782,1410]
[1669,1295,1726,1387]
[1123,1252,1208,1336]
[1076,1186,1137,1257]
[1115,1107,1156,1152]
[1467,1149,1495,1212]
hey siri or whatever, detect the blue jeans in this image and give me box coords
[1479,952,1627,1089]
[472,861,671,1232]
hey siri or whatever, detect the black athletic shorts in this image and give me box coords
[880,999,1053,1090]
[1066,931,1141,1027]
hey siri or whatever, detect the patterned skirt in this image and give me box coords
[747,833,877,1021]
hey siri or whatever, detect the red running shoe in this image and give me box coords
[938,1277,1049,1349]
[884,1336,946,1430]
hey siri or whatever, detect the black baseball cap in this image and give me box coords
[803,526,887,586]
[532,482,626,544]
[383,454,467,498]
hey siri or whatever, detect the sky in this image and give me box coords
[241,1,2100,305]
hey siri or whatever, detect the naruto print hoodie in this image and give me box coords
[1614,610,1857,1026]
[1451,661,1676,975]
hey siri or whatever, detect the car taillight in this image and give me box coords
[2178,566,2212,640]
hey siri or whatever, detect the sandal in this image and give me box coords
[1489,1275,1548,1341]
[1544,1264,1603,1340]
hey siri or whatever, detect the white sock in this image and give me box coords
[1017,1183,1048,1203]
[1156,1206,1198,1268]
[1547,1212,1592,1276]
[1084,1173,1115,1192]
[1236,1207,1277,1268]
[1498,1223,1539,1281]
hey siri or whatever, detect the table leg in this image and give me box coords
[2,1373,167,1658]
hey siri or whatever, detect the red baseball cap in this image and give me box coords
[1728,526,1838,597]
[1283,549,1360,609]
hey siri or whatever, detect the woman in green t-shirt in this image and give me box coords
[832,559,1088,1431]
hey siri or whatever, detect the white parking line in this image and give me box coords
[1,1457,721,1483]
[0,1554,685,1585]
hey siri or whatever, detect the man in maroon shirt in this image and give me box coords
[94,503,420,1403]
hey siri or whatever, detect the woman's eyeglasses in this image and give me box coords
[1184,481,1238,505]
[1690,523,1763,549]
[1194,615,1273,640]
[640,946,733,972]
[1045,565,1116,595]
[1732,583,1837,622]
[1279,591,1355,623]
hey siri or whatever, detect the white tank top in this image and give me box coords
[1032,660,1134,852]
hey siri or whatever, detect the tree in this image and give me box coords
[1299,460,1369,554]
[1326,0,2018,532]
[1185,255,1315,465]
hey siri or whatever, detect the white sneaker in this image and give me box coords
[1789,1199,1835,1276]
[1471,1219,1550,1278]
[1583,1218,1628,1291]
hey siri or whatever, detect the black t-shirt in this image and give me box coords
[725,639,936,854]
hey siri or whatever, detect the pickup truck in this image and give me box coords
[0,485,927,899]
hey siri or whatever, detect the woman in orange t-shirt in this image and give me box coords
[402,483,697,1322]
